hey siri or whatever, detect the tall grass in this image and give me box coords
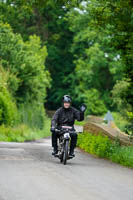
[0,117,51,142]
[18,103,46,130]
[77,132,133,168]
[75,120,86,126]
[0,103,51,142]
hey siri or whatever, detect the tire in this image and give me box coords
[60,152,64,163]
[63,140,69,165]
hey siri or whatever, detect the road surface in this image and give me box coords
[0,137,133,200]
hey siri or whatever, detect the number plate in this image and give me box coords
[64,133,70,138]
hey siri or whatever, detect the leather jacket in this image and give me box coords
[51,106,84,128]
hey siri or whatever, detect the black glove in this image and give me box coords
[50,126,55,132]
[80,104,86,112]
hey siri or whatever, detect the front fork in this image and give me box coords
[58,137,70,153]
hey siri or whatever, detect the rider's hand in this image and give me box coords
[50,126,55,132]
[80,104,86,112]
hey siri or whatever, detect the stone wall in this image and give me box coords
[85,115,103,124]
[84,122,133,146]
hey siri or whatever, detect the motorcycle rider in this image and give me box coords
[50,95,86,157]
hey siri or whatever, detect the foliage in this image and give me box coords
[0,22,50,104]
[18,103,46,130]
[84,0,133,110]
[65,3,123,111]
[77,132,133,168]
[75,120,86,126]
[84,89,107,115]
[0,0,133,142]
[0,117,51,142]
[112,112,128,132]
[0,0,80,41]
[0,0,132,114]
[0,65,18,126]
[112,80,131,115]
[124,112,133,138]
[110,145,133,167]
[0,124,32,142]
[0,0,78,109]
[0,89,17,126]
[0,22,51,139]
[77,132,112,158]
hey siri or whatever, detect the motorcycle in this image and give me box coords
[54,126,75,165]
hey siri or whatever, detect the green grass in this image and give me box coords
[75,120,86,126]
[0,117,51,142]
[110,145,133,167]
[77,132,133,168]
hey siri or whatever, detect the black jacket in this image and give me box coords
[51,106,84,128]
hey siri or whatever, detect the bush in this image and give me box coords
[112,80,131,116]
[77,132,112,158]
[0,117,51,142]
[18,103,46,130]
[77,132,133,168]
[84,89,107,116]
[0,65,18,126]
[0,89,18,126]
[110,146,133,168]
[0,23,51,141]
[0,22,51,104]
[0,124,31,142]
[112,112,128,132]
[124,112,133,138]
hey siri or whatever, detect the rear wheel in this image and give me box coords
[63,140,69,165]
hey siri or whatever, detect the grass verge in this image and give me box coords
[75,120,86,126]
[77,132,133,168]
[0,117,51,142]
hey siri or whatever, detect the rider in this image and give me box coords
[50,95,86,157]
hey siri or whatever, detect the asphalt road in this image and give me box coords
[0,137,133,200]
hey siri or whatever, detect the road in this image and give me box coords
[0,137,133,200]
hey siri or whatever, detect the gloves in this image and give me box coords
[80,104,86,112]
[50,126,55,132]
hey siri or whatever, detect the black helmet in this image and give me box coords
[62,95,72,103]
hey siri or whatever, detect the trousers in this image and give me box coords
[51,130,77,151]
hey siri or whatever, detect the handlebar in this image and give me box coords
[55,128,75,134]
[55,129,61,133]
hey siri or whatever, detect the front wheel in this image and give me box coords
[60,151,64,163]
[63,140,69,165]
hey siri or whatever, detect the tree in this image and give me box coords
[0,0,81,109]
[0,22,50,104]
[66,5,123,112]
[112,80,131,115]
[84,89,107,115]
[1,0,131,113]
[84,0,133,110]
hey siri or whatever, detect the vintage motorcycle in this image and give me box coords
[54,126,75,165]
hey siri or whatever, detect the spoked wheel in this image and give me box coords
[60,151,64,163]
[63,140,69,165]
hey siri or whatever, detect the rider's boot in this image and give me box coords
[69,132,77,158]
[52,147,58,156]
[69,149,75,157]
